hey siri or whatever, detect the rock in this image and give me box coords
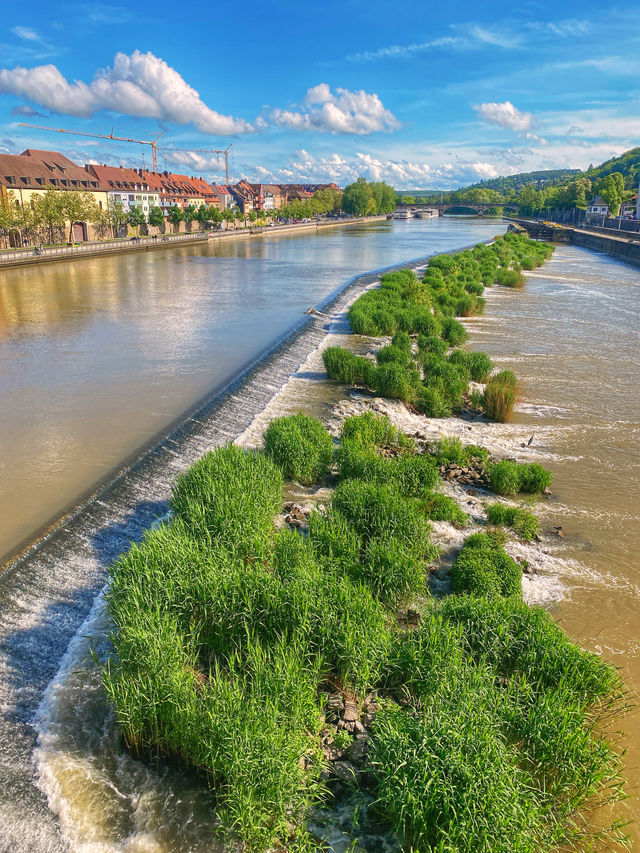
[343,701,359,723]
[467,488,478,496]
[353,720,366,734]
[326,694,344,712]
[407,608,421,625]
[348,738,368,764]
[554,526,565,538]
[332,761,358,784]
[544,487,552,495]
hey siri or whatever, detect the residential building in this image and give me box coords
[248,184,285,210]
[211,185,235,210]
[585,195,609,224]
[229,181,256,214]
[84,164,160,216]
[0,149,109,209]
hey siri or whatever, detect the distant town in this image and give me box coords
[0,147,401,249]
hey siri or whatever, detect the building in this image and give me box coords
[0,149,110,241]
[188,177,220,210]
[229,181,256,214]
[211,185,235,210]
[585,195,609,225]
[248,184,285,210]
[137,170,214,212]
[0,149,108,208]
[84,164,160,216]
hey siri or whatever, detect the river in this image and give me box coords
[0,221,638,850]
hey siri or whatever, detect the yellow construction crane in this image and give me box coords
[18,124,164,171]
[162,144,232,185]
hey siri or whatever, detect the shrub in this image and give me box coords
[361,536,426,607]
[375,344,411,367]
[496,268,526,288]
[417,334,448,358]
[466,351,494,382]
[170,445,282,558]
[373,363,418,402]
[441,316,468,346]
[415,386,452,418]
[421,493,468,526]
[391,330,412,352]
[340,411,402,448]
[465,443,490,464]
[264,413,334,485]
[336,441,439,498]
[486,503,539,540]
[332,479,436,561]
[451,532,522,598]
[432,436,466,465]
[323,346,376,387]
[488,460,552,496]
[483,371,517,422]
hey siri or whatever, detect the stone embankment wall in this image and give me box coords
[571,229,640,267]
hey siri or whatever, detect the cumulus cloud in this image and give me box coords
[232,149,497,190]
[270,84,400,135]
[474,101,533,132]
[0,50,253,135]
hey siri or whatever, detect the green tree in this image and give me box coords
[168,206,183,227]
[32,189,65,244]
[108,200,129,237]
[148,206,164,227]
[59,190,100,242]
[342,178,374,216]
[182,204,198,223]
[128,207,146,231]
[370,181,396,214]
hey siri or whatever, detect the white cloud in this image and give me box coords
[270,84,400,135]
[11,26,41,42]
[527,19,591,37]
[467,26,522,49]
[474,101,533,133]
[347,36,464,63]
[0,50,253,135]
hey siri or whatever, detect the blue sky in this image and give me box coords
[0,0,638,189]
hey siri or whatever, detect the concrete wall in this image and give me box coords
[571,229,640,267]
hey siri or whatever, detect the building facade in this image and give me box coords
[84,164,160,216]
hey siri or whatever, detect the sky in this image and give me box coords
[0,0,638,189]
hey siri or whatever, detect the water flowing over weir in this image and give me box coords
[0,220,507,851]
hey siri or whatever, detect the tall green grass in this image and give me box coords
[264,413,333,484]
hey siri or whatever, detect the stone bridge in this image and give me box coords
[398,202,519,217]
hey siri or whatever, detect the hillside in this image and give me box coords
[585,147,640,188]
[464,169,579,194]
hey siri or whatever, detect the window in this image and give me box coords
[129,195,135,201]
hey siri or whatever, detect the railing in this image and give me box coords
[0,231,210,266]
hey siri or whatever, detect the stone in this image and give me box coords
[554,526,565,537]
[343,702,359,723]
[332,761,358,784]
[348,738,368,763]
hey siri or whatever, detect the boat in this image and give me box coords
[392,209,413,220]
[415,208,438,219]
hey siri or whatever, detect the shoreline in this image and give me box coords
[0,215,387,269]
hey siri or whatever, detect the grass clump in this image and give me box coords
[488,460,552,496]
[486,502,539,540]
[451,532,523,598]
[264,413,333,485]
[323,346,375,387]
[421,492,469,526]
[496,268,526,287]
[482,369,518,422]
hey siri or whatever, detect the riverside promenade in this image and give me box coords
[0,215,386,269]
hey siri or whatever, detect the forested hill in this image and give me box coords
[584,147,640,187]
[465,169,579,194]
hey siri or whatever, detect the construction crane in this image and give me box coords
[161,144,232,185]
[18,124,164,171]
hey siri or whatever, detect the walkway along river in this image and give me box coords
[0,221,638,849]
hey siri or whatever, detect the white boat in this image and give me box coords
[392,209,413,220]
[415,208,438,219]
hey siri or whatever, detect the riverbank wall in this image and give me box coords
[508,217,640,266]
[0,215,386,269]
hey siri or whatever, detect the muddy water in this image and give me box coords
[464,244,640,845]
[0,218,504,565]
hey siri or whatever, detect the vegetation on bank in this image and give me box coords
[103,407,627,852]
[323,232,553,422]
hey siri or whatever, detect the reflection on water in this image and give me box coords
[0,219,505,563]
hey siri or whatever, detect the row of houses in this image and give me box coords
[0,148,340,224]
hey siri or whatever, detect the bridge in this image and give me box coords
[397,202,520,217]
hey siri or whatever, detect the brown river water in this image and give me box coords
[0,220,638,850]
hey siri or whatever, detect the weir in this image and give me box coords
[0,250,432,851]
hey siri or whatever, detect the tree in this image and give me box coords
[168,206,183,227]
[342,178,374,216]
[32,189,65,244]
[59,190,100,242]
[148,206,164,227]
[183,204,198,223]
[221,208,235,226]
[128,207,146,231]
[369,181,396,214]
[108,200,129,237]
